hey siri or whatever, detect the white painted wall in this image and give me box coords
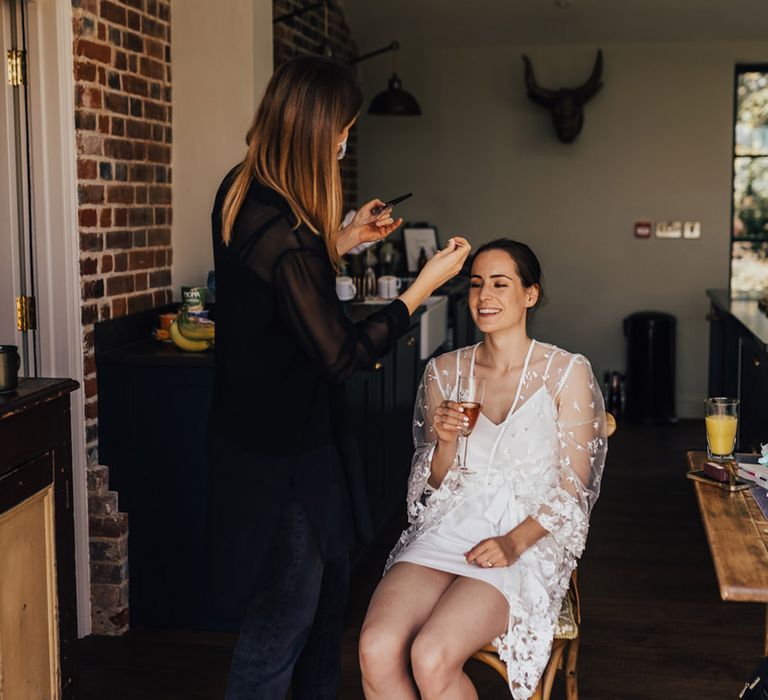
[357,41,768,417]
[172,0,273,294]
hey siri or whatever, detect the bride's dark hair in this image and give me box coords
[471,239,546,316]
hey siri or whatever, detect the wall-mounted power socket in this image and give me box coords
[655,221,682,239]
[683,221,701,239]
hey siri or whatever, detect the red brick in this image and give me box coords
[111,117,125,136]
[154,249,166,266]
[134,272,148,291]
[127,120,153,140]
[75,110,97,131]
[122,74,148,97]
[146,143,170,164]
[104,138,133,160]
[100,0,126,26]
[114,252,128,272]
[82,304,98,325]
[129,250,153,270]
[80,257,98,276]
[147,228,170,246]
[84,376,98,399]
[100,208,112,227]
[149,186,171,204]
[129,164,153,182]
[149,269,171,288]
[101,254,113,273]
[78,184,104,204]
[127,293,153,314]
[83,354,97,377]
[104,91,129,114]
[77,132,102,156]
[141,15,165,38]
[78,159,98,180]
[98,66,107,85]
[89,513,128,538]
[82,279,105,300]
[135,187,147,204]
[80,233,104,252]
[144,38,163,59]
[132,230,146,247]
[144,101,165,121]
[98,115,110,133]
[114,208,128,226]
[106,185,134,203]
[133,142,146,160]
[112,297,127,317]
[106,230,132,249]
[100,303,111,321]
[77,40,111,64]
[127,10,141,31]
[139,56,165,80]
[106,274,134,296]
[115,51,127,71]
[76,85,103,109]
[79,208,98,227]
[85,399,99,420]
[75,60,97,82]
[98,23,106,41]
[152,289,167,307]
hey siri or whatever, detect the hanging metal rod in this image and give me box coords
[273,1,325,25]
[350,41,399,64]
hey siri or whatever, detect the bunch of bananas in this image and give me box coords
[170,311,215,352]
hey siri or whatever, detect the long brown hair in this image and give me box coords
[221,55,363,267]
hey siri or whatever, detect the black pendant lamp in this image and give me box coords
[352,41,422,117]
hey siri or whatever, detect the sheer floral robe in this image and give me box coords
[386,340,608,698]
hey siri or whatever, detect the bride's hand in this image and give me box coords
[465,535,522,568]
[433,400,467,444]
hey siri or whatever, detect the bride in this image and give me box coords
[359,239,608,700]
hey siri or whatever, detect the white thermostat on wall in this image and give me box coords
[683,221,701,239]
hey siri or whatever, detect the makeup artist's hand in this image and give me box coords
[418,236,471,292]
[336,199,403,256]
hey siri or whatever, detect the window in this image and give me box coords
[731,66,768,299]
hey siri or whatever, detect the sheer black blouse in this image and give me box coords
[209,173,410,456]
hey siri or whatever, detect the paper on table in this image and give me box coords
[751,487,768,521]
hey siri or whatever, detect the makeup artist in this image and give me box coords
[207,55,470,700]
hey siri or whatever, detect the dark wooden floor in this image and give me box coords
[78,420,766,699]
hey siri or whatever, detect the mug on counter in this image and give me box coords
[335,276,356,301]
[377,275,402,299]
[0,345,21,394]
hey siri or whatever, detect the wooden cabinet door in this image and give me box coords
[738,332,768,452]
[0,458,59,700]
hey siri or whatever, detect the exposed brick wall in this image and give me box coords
[71,0,173,635]
[272,0,359,210]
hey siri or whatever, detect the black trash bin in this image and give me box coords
[623,311,677,424]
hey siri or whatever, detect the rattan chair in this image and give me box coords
[471,413,616,699]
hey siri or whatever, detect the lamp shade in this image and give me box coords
[368,73,421,116]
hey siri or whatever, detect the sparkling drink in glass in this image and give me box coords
[705,397,738,462]
[457,374,486,474]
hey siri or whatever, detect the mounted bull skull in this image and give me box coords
[522,50,603,144]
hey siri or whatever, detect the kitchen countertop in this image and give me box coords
[707,289,768,350]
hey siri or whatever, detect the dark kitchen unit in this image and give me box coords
[707,289,768,452]
[95,280,473,631]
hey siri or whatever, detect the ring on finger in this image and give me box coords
[485,561,493,568]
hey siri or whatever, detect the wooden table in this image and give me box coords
[687,451,768,655]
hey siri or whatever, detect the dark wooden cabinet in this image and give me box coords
[707,290,768,452]
[0,378,79,699]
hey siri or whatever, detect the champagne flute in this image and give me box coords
[456,374,486,474]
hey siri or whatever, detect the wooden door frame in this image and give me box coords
[24,0,90,636]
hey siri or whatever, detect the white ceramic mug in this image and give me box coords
[378,275,402,299]
[335,276,356,301]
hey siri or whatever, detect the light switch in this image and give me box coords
[683,221,701,239]
[655,221,682,239]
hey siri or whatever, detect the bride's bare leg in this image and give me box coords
[359,562,456,699]
[410,577,509,700]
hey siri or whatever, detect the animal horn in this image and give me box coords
[574,49,603,104]
[522,55,556,108]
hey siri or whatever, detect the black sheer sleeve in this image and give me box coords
[274,247,410,382]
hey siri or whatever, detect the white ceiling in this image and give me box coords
[343,0,768,50]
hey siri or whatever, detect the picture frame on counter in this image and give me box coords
[404,226,439,272]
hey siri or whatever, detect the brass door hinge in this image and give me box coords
[7,49,26,87]
[16,295,36,331]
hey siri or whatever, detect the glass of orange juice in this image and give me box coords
[705,397,739,461]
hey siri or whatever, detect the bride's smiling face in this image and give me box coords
[469,249,539,333]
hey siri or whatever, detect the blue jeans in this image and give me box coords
[224,491,350,700]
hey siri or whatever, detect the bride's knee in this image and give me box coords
[410,630,455,690]
[358,623,407,679]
